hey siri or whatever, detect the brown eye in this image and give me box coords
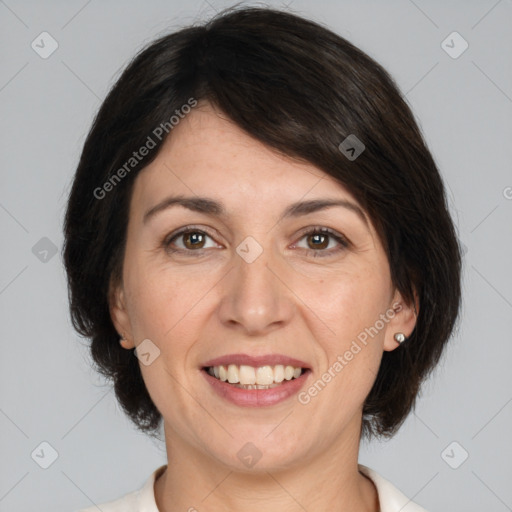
[164,228,217,253]
[182,231,207,250]
[295,227,349,258]
[306,233,329,250]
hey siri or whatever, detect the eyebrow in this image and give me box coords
[143,195,369,227]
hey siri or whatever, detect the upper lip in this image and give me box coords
[202,353,310,369]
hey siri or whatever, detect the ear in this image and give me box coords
[383,288,419,352]
[108,278,135,349]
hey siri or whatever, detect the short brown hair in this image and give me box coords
[63,5,462,440]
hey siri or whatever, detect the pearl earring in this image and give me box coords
[119,334,130,348]
[394,333,406,344]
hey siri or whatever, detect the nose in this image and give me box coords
[217,242,295,336]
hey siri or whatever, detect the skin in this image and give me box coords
[110,101,418,512]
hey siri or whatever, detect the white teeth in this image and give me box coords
[227,364,239,383]
[231,383,281,390]
[274,365,285,383]
[284,365,295,380]
[256,366,274,385]
[207,364,304,386]
[239,365,256,385]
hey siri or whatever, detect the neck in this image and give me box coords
[154,419,379,512]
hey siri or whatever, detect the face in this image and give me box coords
[110,102,416,472]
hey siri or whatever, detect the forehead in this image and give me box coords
[129,102,370,228]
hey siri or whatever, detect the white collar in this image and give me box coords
[358,464,428,512]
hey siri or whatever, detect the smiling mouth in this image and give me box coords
[203,364,308,389]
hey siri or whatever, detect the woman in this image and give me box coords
[64,6,461,512]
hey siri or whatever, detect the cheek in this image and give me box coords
[306,266,391,341]
[124,264,207,416]
[301,268,390,399]
[125,256,205,338]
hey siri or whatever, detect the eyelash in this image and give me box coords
[162,225,350,258]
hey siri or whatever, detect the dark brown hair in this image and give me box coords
[63,5,462,440]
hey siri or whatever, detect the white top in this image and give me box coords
[77,464,427,512]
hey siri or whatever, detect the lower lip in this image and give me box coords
[202,369,311,407]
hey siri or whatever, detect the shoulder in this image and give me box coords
[76,488,139,512]
[358,464,428,512]
[74,464,166,512]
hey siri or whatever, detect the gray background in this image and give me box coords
[1,0,511,510]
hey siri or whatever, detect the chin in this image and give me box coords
[203,427,312,473]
